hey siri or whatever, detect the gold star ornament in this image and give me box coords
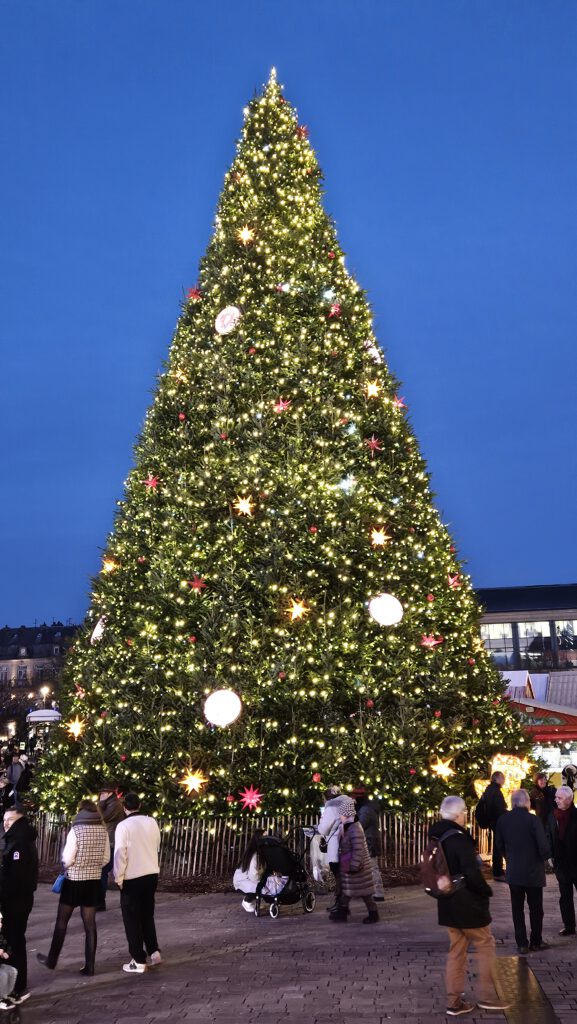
[67,717,84,740]
[365,380,381,399]
[430,757,455,780]
[286,598,309,622]
[233,495,255,517]
[179,769,209,795]
[237,225,255,245]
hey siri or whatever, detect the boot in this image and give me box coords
[329,907,349,922]
[363,910,379,924]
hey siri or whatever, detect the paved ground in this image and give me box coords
[14,879,577,1024]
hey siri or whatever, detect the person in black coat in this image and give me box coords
[494,788,551,953]
[545,785,577,935]
[1,808,39,1004]
[480,772,508,880]
[429,796,508,1017]
[529,773,557,824]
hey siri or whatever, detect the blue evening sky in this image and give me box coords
[1,0,575,626]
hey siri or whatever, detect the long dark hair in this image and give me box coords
[240,829,265,873]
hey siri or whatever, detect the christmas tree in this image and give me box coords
[37,71,527,817]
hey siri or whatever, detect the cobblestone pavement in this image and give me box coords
[16,879,577,1024]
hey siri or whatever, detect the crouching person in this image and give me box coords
[430,795,510,1017]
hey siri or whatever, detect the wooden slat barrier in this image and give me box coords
[34,809,492,879]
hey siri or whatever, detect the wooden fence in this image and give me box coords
[35,811,492,879]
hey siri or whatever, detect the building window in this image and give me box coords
[19,647,26,657]
[0,667,7,684]
[518,621,553,669]
[480,623,515,668]
[16,666,27,683]
[53,646,60,656]
[556,620,577,669]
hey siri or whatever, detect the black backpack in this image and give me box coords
[474,793,491,830]
[421,829,465,899]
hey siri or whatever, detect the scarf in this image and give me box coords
[554,806,572,841]
[73,808,103,826]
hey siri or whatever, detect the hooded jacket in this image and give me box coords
[1,816,38,911]
[429,819,492,929]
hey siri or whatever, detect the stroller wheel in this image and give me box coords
[303,891,316,913]
[269,902,279,919]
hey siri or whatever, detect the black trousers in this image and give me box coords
[556,870,577,930]
[508,884,543,947]
[1,898,33,995]
[491,829,504,877]
[120,874,159,964]
[329,862,342,903]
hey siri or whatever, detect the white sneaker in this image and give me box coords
[241,898,255,912]
[149,951,162,966]
[122,959,146,974]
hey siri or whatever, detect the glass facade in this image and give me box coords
[556,620,577,668]
[481,618,577,670]
[518,621,553,669]
[480,623,515,668]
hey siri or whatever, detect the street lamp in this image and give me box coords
[40,686,50,708]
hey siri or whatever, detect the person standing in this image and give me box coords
[37,800,109,976]
[479,772,508,880]
[430,795,509,1017]
[318,786,349,912]
[114,792,161,973]
[529,773,557,824]
[352,785,385,901]
[97,783,124,911]
[329,797,379,924]
[545,785,577,936]
[494,789,551,953]
[0,808,38,1005]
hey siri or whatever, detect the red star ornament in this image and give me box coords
[187,575,207,593]
[328,303,341,319]
[187,287,202,301]
[238,784,263,811]
[274,397,291,413]
[392,395,407,409]
[448,574,461,590]
[420,634,444,648]
[296,124,309,138]
[364,435,383,458]
[143,474,159,490]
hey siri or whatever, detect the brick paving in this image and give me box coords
[15,879,577,1023]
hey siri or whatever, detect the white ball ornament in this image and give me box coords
[204,689,242,727]
[90,617,107,644]
[368,594,404,626]
[215,306,242,335]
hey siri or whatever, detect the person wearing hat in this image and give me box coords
[97,783,124,911]
[330,797,379,924]
[318,786,349,911]
[352,785,385,902]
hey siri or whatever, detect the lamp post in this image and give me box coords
[40,686,50,708]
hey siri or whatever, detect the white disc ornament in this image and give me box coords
[204,689,242,727]
[215,306,242,335]
[368,594,404,626]
[90,617,107,644]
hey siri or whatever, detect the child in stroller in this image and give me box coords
[253,835,316,918]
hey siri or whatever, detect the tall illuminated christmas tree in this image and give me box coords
[37,71,526,817]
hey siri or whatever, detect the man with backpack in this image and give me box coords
[475,771,507,881]
[428,795,509,1017]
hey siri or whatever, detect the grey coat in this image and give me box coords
[339,820,374,898]
[494,807,551,887]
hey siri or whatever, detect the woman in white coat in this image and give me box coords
[318,786,350,911]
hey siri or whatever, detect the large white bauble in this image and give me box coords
[204,689,242,727]
[90,617,107,644]
[214,306,242,335]
[368,593,404,626]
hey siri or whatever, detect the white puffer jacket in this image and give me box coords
[318,796,350,864]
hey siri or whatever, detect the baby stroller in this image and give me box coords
[254,835,316,919]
